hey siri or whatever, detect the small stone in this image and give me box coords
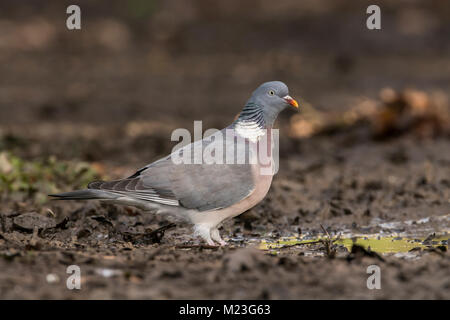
[13,212,56,232]
[46,273,60,284]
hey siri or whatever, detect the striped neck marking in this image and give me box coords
[234,103,266,142]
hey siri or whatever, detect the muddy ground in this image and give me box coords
[0,1,449,299]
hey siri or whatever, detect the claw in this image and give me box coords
[217,239,227,246]
[210,227,227,246]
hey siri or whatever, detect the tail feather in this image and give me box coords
[49,189,119,200]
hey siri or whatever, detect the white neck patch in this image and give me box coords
[234,120,266,142]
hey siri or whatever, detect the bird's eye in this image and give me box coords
[268,90,275,96]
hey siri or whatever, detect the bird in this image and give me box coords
[50,81,299,245]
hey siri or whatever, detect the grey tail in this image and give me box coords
[49,189,119,201]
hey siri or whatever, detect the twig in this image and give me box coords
[319,224,341,258]
[175,244,220,250]
[276,240,323,249]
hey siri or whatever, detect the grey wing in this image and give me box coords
[87,156,180,207]
[89,130,255,211]
[167,162,254,211]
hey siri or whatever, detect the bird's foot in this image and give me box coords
[193,224,227,246]
[216,239,227,246]
[194,224,216,246]
[211,228,227,246]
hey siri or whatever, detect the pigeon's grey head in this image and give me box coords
[243,81,298,126]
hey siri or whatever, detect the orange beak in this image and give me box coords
[283,95,299,108]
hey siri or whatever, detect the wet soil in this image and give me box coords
[1,128,449,299]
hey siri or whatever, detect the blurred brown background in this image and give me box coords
[1,0,449,209]
[0,0,449,128]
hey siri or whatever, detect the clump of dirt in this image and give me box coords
[289,88,450,140]
[371,88,450,139]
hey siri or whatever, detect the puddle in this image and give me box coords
[258,214,449,256]
[259,233,448,253]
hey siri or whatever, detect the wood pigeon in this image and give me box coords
[50,81,299,245]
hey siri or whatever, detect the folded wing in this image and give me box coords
[89,130,255,211]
